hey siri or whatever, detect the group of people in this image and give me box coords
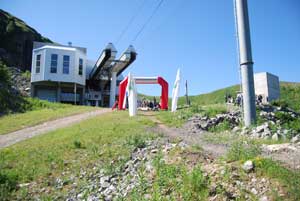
[138,97,160,111]
[225,93,243,106]
[225,93,265,107]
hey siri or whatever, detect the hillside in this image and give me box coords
[178,85,240,106]
[0,9,53,71]
[179,82,300,111]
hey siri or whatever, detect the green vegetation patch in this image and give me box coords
[129,153,209,200]
[225,140,300,200]
[0,99,96,134]
[178,85,240,106]
[255,158,300,200]
[0,112,156,199]
[278,82,300,112]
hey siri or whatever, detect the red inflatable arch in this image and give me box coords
[118,76,168,110]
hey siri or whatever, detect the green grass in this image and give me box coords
[129,152,209,200]
[0,100,96,135]
[0,111,156,199]
[225,141,300,200]
[278,82,300,112]
[255,158,300,200]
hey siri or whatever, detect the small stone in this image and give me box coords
[242,160,254,172]
[259,195,269,201]
[77,193,84,199]
[101,181,110,188]
[251,188,258,195]
[291,135,300,143]
[18,183,31,188]
[232,126,240,133]
[151,149,158,153]
[105,195,112,201]
[144,194,152,199]
[272,133,280,141]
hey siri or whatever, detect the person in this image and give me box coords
[257,94,263,104]
[235,93,242,107]
[149,101,154,110]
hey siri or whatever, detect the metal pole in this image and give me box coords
[185,80,190,106]
[234,0,256,126]
[109,71,117,107]
[74,83,77,105]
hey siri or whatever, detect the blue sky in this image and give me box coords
[1,0,300,96]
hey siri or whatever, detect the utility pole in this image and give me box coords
[234,0,256,126]
[185,80,190,106]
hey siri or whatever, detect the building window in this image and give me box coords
[78,58,83,75]
[36,54,41,73]
[63,55,70,74]
[50,54,58,73]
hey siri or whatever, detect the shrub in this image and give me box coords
[21,71,31,80]
[271,100,289,109]
[73,140,83,149]
[0,171,19,200]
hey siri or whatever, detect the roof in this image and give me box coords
[33,41,87,54]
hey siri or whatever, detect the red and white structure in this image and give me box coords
[118,76,169,110]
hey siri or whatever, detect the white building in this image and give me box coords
[254,72,280,103]
[31,42,136,106]
[31,42,86,104]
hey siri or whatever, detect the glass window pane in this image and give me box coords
[36,54,41,73]
[50,54,57,73]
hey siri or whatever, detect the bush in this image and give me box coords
[0,171,19,200]
[271,100,289,109]
[0,61,11,87]
[21,71,31,80]
[73,140,83,149]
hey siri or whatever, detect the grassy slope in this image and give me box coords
[0,111,155,199]
[279,82,300,111]
[178,82,300,111]
[179,85,240,106]
[0,99,96,135]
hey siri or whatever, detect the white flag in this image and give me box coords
[127,73,137,116]
[171,69,181,112]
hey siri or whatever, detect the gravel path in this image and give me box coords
[144,112,300,169]
[144,113,228,158]
[0,108,111,148]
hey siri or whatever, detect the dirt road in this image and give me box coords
[0,109,111,148]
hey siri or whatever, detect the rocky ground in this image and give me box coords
[15,106,300,200]
[185,105,300,142]
[181,105,300,169]
[8,67,31,96]
[19,137,287,201]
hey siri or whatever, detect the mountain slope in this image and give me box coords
[0,9,53,71]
